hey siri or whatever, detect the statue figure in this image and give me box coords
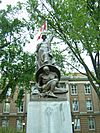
[36,66,59,97]
[36,33,55,70]
[32,31,67,98]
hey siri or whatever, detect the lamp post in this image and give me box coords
[23,122,25,132]
[72,122,74,133]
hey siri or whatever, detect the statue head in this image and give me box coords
[42,34,47,41]
[41,31,47,41]
[43,66,50,74]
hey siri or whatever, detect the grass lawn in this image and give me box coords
[0,127,25,133]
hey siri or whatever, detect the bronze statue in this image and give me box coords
[33,32,67,98]
[36,66,59,97]
[36,33,55,70]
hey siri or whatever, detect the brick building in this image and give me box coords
[0,87,27,132]
[0,75,100,133]
[61,75,100,133]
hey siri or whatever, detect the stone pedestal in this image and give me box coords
[26,100,73,133]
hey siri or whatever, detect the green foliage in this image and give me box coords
[0,0,100,100]
[15,88,24,107]
[0,2,36,101]
[52,47,66,75]
[0,127,25,133]
[27,0,100,99]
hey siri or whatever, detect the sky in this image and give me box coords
[0,0,93,72]
[0,0,38,53]
[0,0,23,9]
[0,0,65,53]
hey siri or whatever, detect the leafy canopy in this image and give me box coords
[27,0,100,99]
[0,2,35,101]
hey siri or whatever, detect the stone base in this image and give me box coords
[26,100,73,133]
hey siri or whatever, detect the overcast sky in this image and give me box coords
[0,0,25,9]
[0,0,38,53]
[0,0,93,72]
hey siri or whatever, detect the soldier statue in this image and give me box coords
[36,32,55,70]
[32,31,66,98]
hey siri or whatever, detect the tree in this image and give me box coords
[0,2,36,101]
[27,0,100,99]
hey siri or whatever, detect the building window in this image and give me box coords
[71,84,77,95]
[3,102,10,113]
[86,100,93,111]
[74,118,81,130]
[2,118,9,127]
[16,117,23,131]
[18,102,24,113]
[72,99,79,112]
[84,84,91,94]
[88,118,95,130]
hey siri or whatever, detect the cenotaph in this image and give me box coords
[26,32,73,133]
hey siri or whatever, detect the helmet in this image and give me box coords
[43,66,50,71]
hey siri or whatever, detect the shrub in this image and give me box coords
[0,127,25,133]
